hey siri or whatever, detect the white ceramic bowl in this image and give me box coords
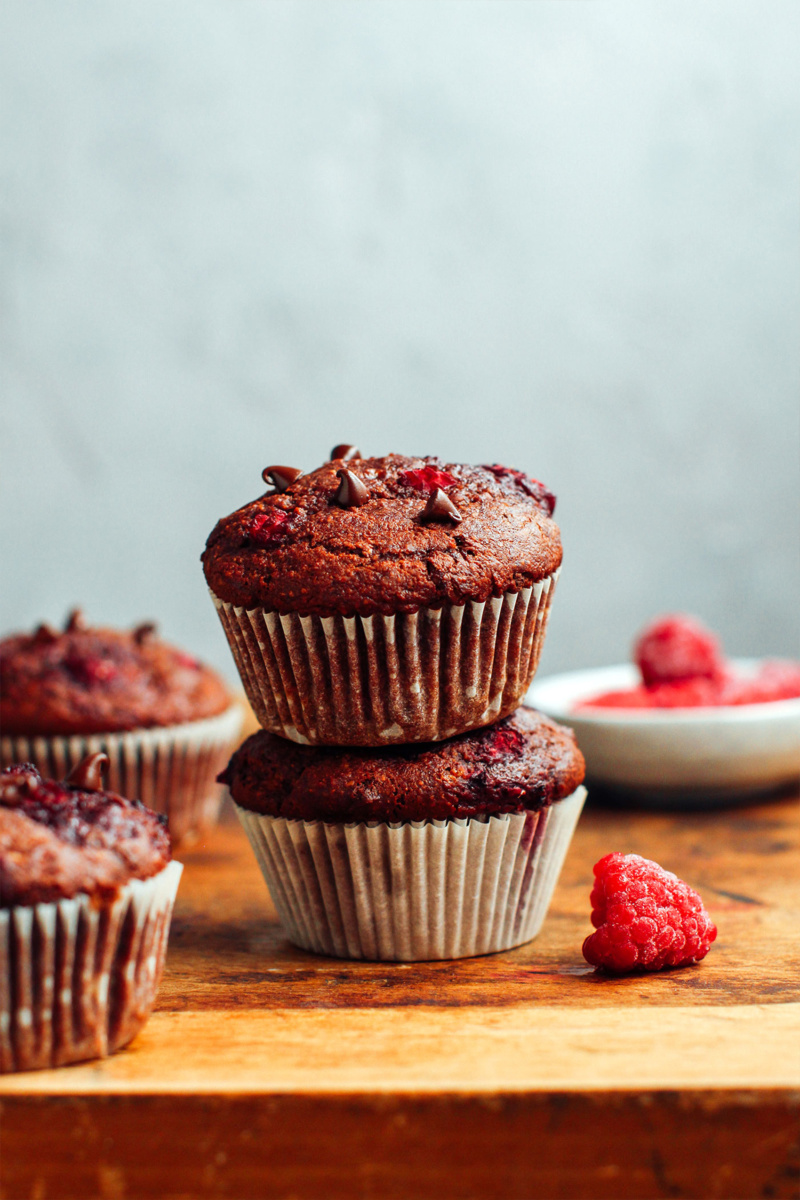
[526,661,800,806]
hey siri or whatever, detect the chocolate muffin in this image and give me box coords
[223,707,584,823]
[0,610,230,736]
[203,450,562,746]
[225,708,586,961]
[0,612,243,843]
[0,754,182,1072]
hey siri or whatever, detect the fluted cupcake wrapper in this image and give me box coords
[1,705,244,845]
[0,860,182,1074]
[236,786,585,961]
[211,573,558,746]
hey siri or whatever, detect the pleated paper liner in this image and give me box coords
[236,786,586,961]
[0,860,182,1073]
[212,571,558,746]
[1,704,244,845]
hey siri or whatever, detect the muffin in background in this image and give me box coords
[221,707,586,961]
[0,753,182,1072]
[203,451,561,746]
[0,611,243,843]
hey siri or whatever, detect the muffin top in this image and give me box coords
[202,451,562,615]
[221,706,585,823]
[0,755,171,907]
[0,611,231,737]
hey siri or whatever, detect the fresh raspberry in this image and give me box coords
[582,853,717,973]
[248,510,290,547]
[721,660,800,705]
[398,466,458,491]
[634,614,724,686]
[578,676,725,710]
[481,464,556,516]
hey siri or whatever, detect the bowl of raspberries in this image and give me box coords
[527,614,800,805]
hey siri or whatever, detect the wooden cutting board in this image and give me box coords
[1,783,798,1199]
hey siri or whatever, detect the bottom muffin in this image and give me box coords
[220,708,586,961]
[0,754,182,1072]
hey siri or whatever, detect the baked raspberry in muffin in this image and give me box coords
[0,612,243,842]
[222,708,586,961]
[1,754,182,1072]
[203,451,562,746]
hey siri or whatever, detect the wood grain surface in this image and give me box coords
[155,792,800,1012]
[1,779,798,1200]
[1,1004,798,1095]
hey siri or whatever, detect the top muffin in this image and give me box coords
[202,453,562,616]
[0,612,231,737]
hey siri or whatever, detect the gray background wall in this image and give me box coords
[1,0,798,684]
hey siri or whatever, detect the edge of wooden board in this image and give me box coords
[1,1003,798,1095]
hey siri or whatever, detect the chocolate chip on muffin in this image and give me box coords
[203,452,562,746]
[1,757,171,907]
[0,612,231,737]
[202,453,561,616]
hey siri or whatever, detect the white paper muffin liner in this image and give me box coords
[236,786,585,961]
[212,572,558,746]
[1,705,244,845]
[0,860,182,1073]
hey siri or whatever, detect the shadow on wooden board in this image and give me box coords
[1,1090,798,1200]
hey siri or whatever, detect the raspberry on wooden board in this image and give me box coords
[582,853,717,974]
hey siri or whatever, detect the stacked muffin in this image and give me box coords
[204,450,585,960]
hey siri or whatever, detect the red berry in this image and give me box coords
[398,466,458,492]
[722,660,800,705]
[175,652,200,670]
[249,510,290,547]
[481,464,556,516]
[634,614,724,686]
[582,853,717,973]
[478,726,524,761]
[63,654,118,686]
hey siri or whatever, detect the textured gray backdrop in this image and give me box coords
[1,0,798,684]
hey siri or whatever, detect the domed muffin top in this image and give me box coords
[0,611,231,737]
[0,756,171,907]
[221,706,584,823]
[202,452,562,616]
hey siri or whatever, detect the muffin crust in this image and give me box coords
[0,762,171,906]
[221,707,585,823]
[0,614,231,736]
[202,454,562,616]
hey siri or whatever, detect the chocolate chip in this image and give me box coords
[334,468,369,508]
[261,465,303,493]
[421,488,463,524]
[1,769,40,800]
[330,444,361,461]
[64,609,86,633]
[133,622,157,645]
[65,752,110,793]
[32,623,58,645]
